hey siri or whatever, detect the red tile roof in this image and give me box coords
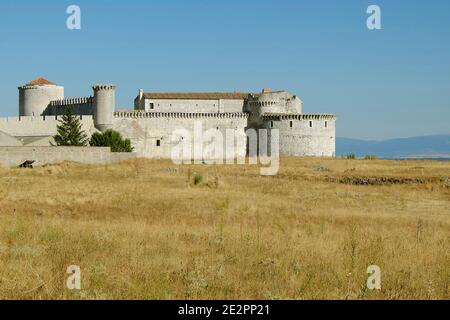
[26,77,56,86]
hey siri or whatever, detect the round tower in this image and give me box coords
[18,78,64,117]
[256,89,303,116]
[93,84,115,132]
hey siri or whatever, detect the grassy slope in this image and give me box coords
[0,158,449,300]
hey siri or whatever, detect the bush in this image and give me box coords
[89,130,133,152]
[346,153,356,159]
[193,173,203,185]
[364,155,378,160]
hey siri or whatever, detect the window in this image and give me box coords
[309,121,313,128]
[289,121,293,128]
[325,121,328,128]
[156,140,161,147]
[270,121,274,128]
[149,103,154,110]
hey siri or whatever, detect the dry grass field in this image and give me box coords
[0,157,449,300]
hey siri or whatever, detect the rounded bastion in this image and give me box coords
[18,78,64,117]
[263,114,336,157]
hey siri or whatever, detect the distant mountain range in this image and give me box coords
[336,135,450,159]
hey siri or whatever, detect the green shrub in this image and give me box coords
[346,153,356,159]
[89,129,133,152]
[193,173,203,185]
[364,155,378,160]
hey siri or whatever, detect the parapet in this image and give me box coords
[262,113,336,120]
[50,96,93,107]
[93,84,116,91]
[45,96,94,116]
[114,111,249,119]
[0,115,93,122]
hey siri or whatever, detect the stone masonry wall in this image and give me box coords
[142,99,245,113]
[0,116,96,138]
[0,146,136,167]
[113,112,249,159]
[263,114,336,157]
[46,97,94,116]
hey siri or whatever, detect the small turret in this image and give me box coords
[256,90,302,115]
[93,84,115,132]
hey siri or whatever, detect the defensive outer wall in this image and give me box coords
[0,146,136,167]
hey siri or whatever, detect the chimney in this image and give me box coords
[262,88,272,93]
[139,89,144,100]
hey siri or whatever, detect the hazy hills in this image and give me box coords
[336,135,450,159]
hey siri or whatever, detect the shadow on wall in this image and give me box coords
[43,100,94,116]
[0,130,22,146]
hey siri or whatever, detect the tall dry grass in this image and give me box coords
[0,158,448,299]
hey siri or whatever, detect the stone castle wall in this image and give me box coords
[46,97,94,116]
[113,112,249,159]
[0,116,96,137]
[263,114,336,157]
[139,98,245,113]
[0,146,136,167]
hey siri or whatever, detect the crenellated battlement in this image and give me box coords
[50,96,94,107]
[262,113,336,121]
[18,85,52,90]
[93,84,116,91]
[114,111,249,119]
[0,115,93,123]
[249,101,277,107]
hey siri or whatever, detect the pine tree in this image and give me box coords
[53,108,88,146]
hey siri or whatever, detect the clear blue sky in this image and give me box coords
[0,0,449,140]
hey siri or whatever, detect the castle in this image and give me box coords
[0,78,336,159]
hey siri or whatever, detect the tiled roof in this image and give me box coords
[142,92,251,100]
[26,77,56,86]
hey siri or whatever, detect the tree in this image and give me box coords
[53,108,88,146]
[89,129,133,152]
